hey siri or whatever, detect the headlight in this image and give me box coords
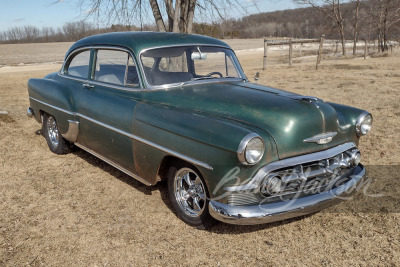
[356,112,373,136]
[237,133,265,165]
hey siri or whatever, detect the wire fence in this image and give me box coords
[262,36,400,69]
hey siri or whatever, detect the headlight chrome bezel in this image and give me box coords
[356,111,373,136]
[237,133,265,165]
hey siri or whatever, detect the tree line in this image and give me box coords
[0,22,155,44]
[1,0,399,54]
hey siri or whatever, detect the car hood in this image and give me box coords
[144,81,355,159]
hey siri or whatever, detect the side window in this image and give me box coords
[66,50,90,78]
[94,49,139,86]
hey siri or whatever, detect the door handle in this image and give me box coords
[83,83,94,90]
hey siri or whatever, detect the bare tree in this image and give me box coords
[23,26,40,43]
[62,21,95,41]
[60,0,253,34]
[352,0,360,55]
[7,27,26,43]
[0,32,5,43]
[297,0,347,55]
[369,0,400,51]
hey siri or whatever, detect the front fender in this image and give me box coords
[132,102,278,197]
[328,102,365,145]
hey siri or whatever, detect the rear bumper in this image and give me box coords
[209,164,366,225]
[27,107,34,118]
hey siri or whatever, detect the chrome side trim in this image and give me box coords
[58,73,143,92]
[30,97,75,116]
[30,97,213,170]
[225,142,356,192]
[78,113,213,170]
[210,164,366,225]
[74,143,152,186]
[61,120,79,142]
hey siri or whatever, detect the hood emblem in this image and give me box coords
[303,132,337,144]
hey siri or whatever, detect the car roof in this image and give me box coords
[66,31,231,58]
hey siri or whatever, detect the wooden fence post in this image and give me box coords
[289,38,293,67]
[299,43,303,57]
[334,41,338,54]
[316,35,325,70]
[364,40,367,59]
[263,38,268,70]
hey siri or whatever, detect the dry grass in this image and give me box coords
[0,41,399,266]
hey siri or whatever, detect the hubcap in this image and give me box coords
[174,168,207,217]
[47,116,59,147]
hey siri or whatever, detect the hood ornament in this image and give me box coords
[303,132,337,144]
[287,95,324,108]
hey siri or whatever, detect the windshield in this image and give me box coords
[140,46,245,86]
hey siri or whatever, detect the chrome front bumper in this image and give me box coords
[209,164,366,225]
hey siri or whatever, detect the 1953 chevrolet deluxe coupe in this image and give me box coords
[27,32,372,229]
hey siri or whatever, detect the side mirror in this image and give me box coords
[254,72,260,82]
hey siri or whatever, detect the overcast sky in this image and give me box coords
[0,0,298,31]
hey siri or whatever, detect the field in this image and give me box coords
[0,40,399,266]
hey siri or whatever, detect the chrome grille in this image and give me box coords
[227,147,360,206]
[227,193,262,206]
[272,149,358,196]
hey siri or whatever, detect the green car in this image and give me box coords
[27,32,372,229]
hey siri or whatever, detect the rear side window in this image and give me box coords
[66,50,90,78]
[94,49,139,86]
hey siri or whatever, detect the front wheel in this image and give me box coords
[43,113,71,154]
[167,163,216,229]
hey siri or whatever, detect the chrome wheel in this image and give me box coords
[43,113,71,155]
[47,116,59,147]
[174,167,207,217]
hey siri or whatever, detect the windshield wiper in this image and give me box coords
[179,76,219,87]
[191,76,220,81]
[180,76,241,87]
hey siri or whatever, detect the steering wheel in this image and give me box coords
[205,71,223,78]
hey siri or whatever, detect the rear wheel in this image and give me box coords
[42,113,71,154]
[167,162,216,229]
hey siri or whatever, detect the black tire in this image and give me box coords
[167,162,217,229]
[42,113,71,154]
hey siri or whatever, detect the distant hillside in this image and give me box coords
[1,1,398,44]
[194,2,399,41]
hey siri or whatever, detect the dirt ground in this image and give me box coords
[0,40,399,266]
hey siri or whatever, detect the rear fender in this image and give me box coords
[28,76,79,136]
